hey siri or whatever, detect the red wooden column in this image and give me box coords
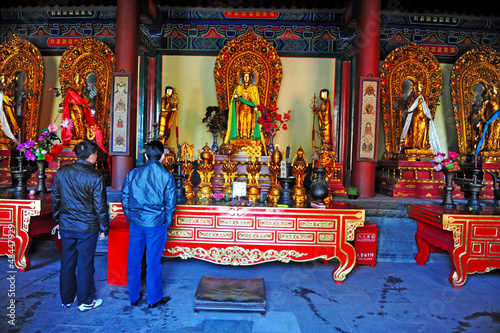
[111,0,140,190]
[351,0,381,197]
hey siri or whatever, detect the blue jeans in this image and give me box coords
[60,230,98,305]
[128,223,168,305]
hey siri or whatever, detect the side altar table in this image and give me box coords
[0,194,60,271]
[108,202,365,286]
[408,203,500,288]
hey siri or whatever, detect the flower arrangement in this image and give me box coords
[432,152,461,171]
[202,106,229,138]
[257,105,291,137]
[17,123,63,162]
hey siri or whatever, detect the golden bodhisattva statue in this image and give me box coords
[400,81,441,155]
[158,86,178,146]
[224,67,264,148]
[313,89,332,148]
[0,74,19,143]
[475,81,500,154]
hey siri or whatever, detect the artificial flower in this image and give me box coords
[61,118,74,130]
[257,106,291,137]
[432,151,461,171]
[17,123,62,162]
[202,106,229,138]
[48,123,58,133]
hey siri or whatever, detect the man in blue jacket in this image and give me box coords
[121,140,177,308]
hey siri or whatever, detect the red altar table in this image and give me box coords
[0,194,60,271]
[108,202,365,286]
[408,203,500,288]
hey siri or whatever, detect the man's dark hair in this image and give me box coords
[74,140,98,160]
[145,140,164,161]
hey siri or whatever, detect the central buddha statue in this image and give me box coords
[224,66,264,150]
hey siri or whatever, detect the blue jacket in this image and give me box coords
[121,159,177,227]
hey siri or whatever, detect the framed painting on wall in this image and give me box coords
[109,72,132,156]
[357,76,380,162]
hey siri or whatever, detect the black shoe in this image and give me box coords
[148,296,170,308]
[130,295,142,306]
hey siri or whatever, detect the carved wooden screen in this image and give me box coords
[59,36,115,146]
[380,42,442,159]
[214,30,282,114]
[450,46,500,157]
[0,35,44,147]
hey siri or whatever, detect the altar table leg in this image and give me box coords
[332,241,356,283]
[414,233,430,265]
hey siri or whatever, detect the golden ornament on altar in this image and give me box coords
[196,143,215,202]
[180,142,195,200]
[266,144,282,206]
[221,155,237,200]
[245,141,262,202]
[161,145,176,173]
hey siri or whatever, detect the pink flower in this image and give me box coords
[48,123,58,133]
[448,151,459,160]
[61,118,74,130]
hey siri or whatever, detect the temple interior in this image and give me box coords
[1,0,500,332]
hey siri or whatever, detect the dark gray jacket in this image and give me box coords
[52,159,109,235]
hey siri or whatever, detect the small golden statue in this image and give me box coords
[158,86,179,146]
[291,146,308,207]
[313,89,332,149]
[267,144,283,206]
[245,141,262,202]
[180,142,195,201]
[196,143,215,203]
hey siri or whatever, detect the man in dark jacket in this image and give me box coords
[53,140,109,312]
[121,140,176,308]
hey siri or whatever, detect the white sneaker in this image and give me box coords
[78,299,103,312]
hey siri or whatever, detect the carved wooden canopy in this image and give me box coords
[450,45,500,158]
[213,30,282,113]
[0,35,44,147]
[59,36,115,146]
[380,42,442,159]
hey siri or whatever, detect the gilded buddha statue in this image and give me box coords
[313,89,332,148]
[158,86,178,145]
[0,74,19,143]
[224,66,264,147]
[475,81,500,154]
[400,81,441,154]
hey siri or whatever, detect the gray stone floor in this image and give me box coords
[1,238,499,333]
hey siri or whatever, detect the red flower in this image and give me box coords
[284,113,290,120]
[282,124,288,130]
[45,153,54,162]
[263,123,271,132]
[257,116,265,125]
[50,144,64,157]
